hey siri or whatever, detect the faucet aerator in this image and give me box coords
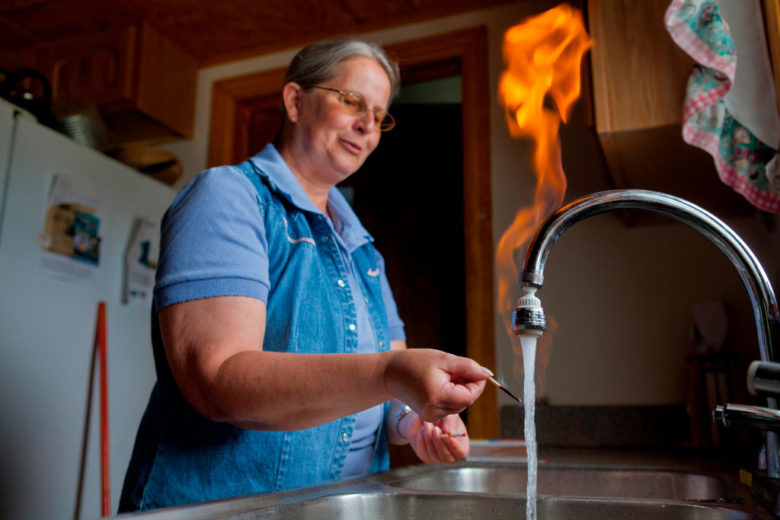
[513,286,547,336]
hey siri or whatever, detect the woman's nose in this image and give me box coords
[354,111,377,133]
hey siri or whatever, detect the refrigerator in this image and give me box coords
[0,98,177,519]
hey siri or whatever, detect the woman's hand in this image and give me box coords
[383,348,490,422]
[400,411,470,464]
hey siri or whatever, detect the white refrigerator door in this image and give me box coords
[0,99,21,236]
[0,104,177,520]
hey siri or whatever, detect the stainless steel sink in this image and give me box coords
[384,466,728,500]
[123,461,766,519]
[216,493,754,519]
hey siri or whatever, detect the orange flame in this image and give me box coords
[496,4,592,389]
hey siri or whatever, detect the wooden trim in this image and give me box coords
[209,67,286,167]
[464,30,497,439]
[209,27,497,438]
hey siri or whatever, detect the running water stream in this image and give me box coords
[521,334,538,520]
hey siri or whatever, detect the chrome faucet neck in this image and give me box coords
[516,189,779,476]
[521,189,778,360]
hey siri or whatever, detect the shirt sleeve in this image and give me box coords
[376,252,406,342]
[154,166,270,310]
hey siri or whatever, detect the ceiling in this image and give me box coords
[0,0,517,67]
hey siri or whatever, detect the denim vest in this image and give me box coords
[120,159,392,511]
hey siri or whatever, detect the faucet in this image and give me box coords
[512,189,780,476]
[714,360,780,433]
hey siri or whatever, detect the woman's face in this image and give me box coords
[289,56,392,185]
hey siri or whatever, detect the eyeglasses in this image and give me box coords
[311,86,395,132]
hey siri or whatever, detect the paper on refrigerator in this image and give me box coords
[37,173,105,284]
[122,217,159,306]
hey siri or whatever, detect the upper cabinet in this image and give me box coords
[3,21,197,146]
[765,0,780,114]
[586,0,760,217]
[589,0,694,133]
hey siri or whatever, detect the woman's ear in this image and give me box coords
[282,82,303,123]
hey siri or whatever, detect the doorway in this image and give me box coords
[342,100,465,358]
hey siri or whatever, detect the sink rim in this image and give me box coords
[375,461,741,503]
[161,490,757,520]
[375,460,736,485]
[123,461,763,519]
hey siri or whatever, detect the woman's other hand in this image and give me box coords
[383,348,490,422]
[400,411,470,464]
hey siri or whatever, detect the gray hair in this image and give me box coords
[285,37,401,100]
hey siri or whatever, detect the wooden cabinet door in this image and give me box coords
[38,26,136,106]
[588,0,695,133]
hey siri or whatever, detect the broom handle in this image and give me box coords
[97,302,110,516]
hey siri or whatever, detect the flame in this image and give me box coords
[496,4,592,389]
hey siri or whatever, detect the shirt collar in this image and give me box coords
[249,144,374,252]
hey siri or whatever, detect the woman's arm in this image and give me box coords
[160,296,489,431]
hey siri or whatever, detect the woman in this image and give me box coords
[119,37,491,512]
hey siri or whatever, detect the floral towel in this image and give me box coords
[665,0,780,213]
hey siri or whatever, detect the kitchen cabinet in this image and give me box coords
[3,21,197,146]
[589,0,694,133]
[766,0,780,114]
[587,0,757,218]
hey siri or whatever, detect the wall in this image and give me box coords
[159,1,779,410]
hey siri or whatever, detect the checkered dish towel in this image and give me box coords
[665,0,780,213]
